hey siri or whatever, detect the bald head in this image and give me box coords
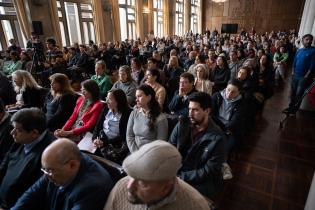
[41,138,82,186]
[42,138,81,165]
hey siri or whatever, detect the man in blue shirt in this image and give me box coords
[283,34,315,114]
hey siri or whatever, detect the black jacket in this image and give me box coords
[169,117,226,199]
[0,131,54,209]
[43,92,78,131]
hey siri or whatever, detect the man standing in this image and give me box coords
[104,140,210,210]
[0,108,54,209]
[283,34,315,114]
[12,138,114,210]
[169,92,226,199]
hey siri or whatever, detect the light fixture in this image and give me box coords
[142,7,150,14]
[212,0,227,3]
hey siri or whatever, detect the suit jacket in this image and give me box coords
[11,154,114,210]
[63,96,104,135]
[0,131,54,209]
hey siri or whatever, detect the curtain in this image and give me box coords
[91,0,106,44]
[12,0,32,40]
[48,0,62,47]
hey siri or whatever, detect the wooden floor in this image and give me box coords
[217,80,315,210]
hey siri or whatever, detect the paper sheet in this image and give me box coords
[78,132,96,153]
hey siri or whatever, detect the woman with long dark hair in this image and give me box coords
[145,68,166,109]
[126,84,168,153]
[54,79,103,141]
[92,88,132,163]
[210,55,230,94]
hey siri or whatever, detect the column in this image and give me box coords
[148,0,154,34]
[163,0,170,36]
[183,0,190,34]
[110,0,121,41]
[136,0,144,40]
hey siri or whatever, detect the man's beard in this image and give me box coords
[127,191,143,204]
[190,116,202,125]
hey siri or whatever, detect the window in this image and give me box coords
[119,0,136,41]
[190,0,199,34]
[153,0,163,37]
[57,0,95,46]
[0,0,26,50]
[175,0,183,36]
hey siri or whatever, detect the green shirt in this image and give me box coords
[3,60,22,75]
[91,74,112,99]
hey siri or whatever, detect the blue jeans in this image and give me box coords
[289,75,308,112]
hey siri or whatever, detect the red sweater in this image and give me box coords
[63,96,104,135]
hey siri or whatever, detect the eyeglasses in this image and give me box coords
[41,167,53,176]
[41,159,71,176]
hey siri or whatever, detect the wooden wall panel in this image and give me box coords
[202,0,305,34]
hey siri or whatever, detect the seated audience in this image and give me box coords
[0,108,54,209]
[20,51,32,71]
[130,58,144,85]
[6,70,42,110]
[145,68,166,109]
[0,99,14,163]
[2,51,22,76]
[168,72,196,117]
[111,65,138,106]
[211,79,244,147]
[164,55,184,99]
[257,54,274,107]
[43,73,78,132]
[92,89,132,164]
[228,50,242,80]
[54,79,103,142]
[188,54,207,77]
[194,64,213,95]
[7,39,22,54]
[67,45,89,79]
[91,60,112,100]
[12,138,114,210]
[169,92,226,199]
[126,84,168,153]
[105,140,211,210]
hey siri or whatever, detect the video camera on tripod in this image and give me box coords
[30,40,45,73]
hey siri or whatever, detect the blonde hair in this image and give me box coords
[168,56,179,67]
[12,70,40,93]
[195,64,209,80]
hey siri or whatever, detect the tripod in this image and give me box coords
[279,79,315,129]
